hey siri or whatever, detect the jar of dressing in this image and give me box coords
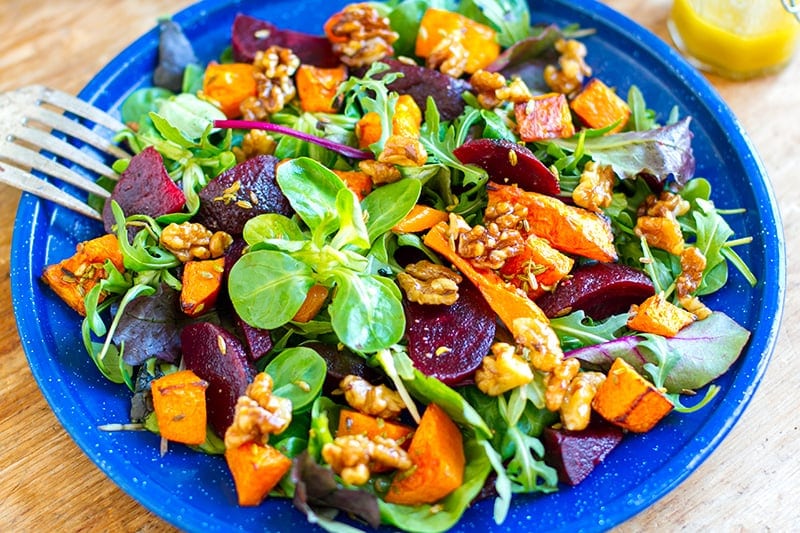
[668,0,800,79]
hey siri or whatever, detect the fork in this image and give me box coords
[0,85,130,221]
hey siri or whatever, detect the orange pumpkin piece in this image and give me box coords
[570,78,631,134]
[415,8,500,74]
[592,357,674,433]
[291,284,330,323]
[296,64,348,113]
[225,441,292,506]
[337,409,415,445]
[333,169,373,200]
[384,403,464,505]
[626,293,696,337]
[356,111,382,149]
[500,235,575,299]
[41,233,124,316]
[202,62,257,119]
[515,93,576,142]
[151,369,209,445]
[392,204,449,233]
[392,94,423,137]
[488,182,617,263]
[180,257,225,317]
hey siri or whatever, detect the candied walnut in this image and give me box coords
[340,375,405,419]
[470,70,506,109]
[240,46,300,119]
[224,372,293,449]
[572,161,615,213]
[378,135,428,167]
[327,3,398,67]
[543,38,592,95]
[638,191,690,218]
[160,222,233,263]
[322,434,411,486]
[679,294,712,320]
[233,129,277,163]
[484,200,529,231]
[676,245,707,298]
[456,222,525,270]
[511,316,564,372]
[495,77,533,104]
[559,371,605,431]
[545,357,581,412]
[397,260,462,305]
[475,342,534,396]
[358,159,402,184]
[635,215,685,256]
[427,33,469,78]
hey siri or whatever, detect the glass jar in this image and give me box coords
[668,0,800,79]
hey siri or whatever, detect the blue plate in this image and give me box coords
[10,0,785,531]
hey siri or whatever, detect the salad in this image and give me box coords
[38,1,756,531]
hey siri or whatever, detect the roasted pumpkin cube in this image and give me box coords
[627,293,696,337]
[515,93,576,142]
[296,64,348,113]
[570,78,631,134]
[151,369,209,445]
[41,233,124,316]
[225,441,292,506]
[592,357,674,433]
[384,403,464,505]
[180,257,225,317]
[202,62,257,119]
[500,235,575,299]
[415,8,499,74]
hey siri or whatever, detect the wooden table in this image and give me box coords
[1,1,797,531]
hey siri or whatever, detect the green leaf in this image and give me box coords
[156,93,226,141]
[330,187,370,251]
[276,157,345,231]
[228,249,316,329]
[361,178,421,244]
[243,213,307,247]
[265,347,327,413]
[328,272,405,352]
[550,311,629,349]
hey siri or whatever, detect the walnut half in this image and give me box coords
[397,260,462,305]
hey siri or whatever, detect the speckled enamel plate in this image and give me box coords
[10,0,785,531]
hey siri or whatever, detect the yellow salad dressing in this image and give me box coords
[668,0,799,79]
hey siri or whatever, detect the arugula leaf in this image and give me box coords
[549,311,629,350]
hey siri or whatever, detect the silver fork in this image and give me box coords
[0,85,130,221]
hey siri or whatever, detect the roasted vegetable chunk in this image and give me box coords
[151,369,208,445]
[41,233,124,316]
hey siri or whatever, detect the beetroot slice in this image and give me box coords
[236,315,273,364]
[195,154,292,235]
[453,138,560,196]
[379,59,472,122]
[304,341,385,394]
[231,14,339,67]
[102,146,185,232]
[542,418,624,486]
[181,322,256,436]
[404,280,495,386]
[536,262,655,320]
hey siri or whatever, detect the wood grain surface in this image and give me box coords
[1,1,797,531]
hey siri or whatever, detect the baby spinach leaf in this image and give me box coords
[276,157,345,231]
[361,178,421,244]
[328,272,405,352]
[265,347,327,413]
[229,250,315,329]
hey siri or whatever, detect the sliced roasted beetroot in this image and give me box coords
[305,341,385,394]
[379,59,472,122]
[195,154,292,235]
[102,146,185,233]
[536,262,655,320]
[236,315,273,363]
[404,280,495,386]
[453,138,560,196]
[542,418,624,486]
[181,322,256,436]
[231,14,339,67]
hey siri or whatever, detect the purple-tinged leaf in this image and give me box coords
[485,25,562,94]
[552,117,696,186]
[113,283,182,365]
[566,312,750,392]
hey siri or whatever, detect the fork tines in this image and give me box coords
[0,85,131,220]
